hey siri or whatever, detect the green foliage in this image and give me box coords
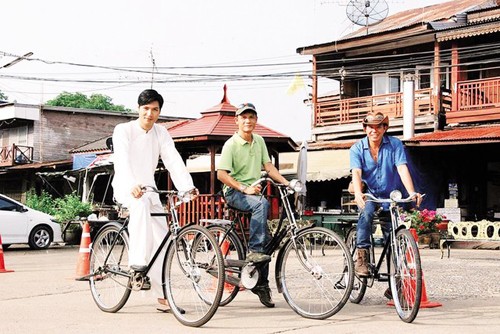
[53,192,93,222]
[45,91,131,112]
[25,189,57,216]
[25,189,93,223]
[0,90,8,100]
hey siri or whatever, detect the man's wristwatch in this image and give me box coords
[239,184,248,193]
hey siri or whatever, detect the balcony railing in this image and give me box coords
[177,194,225,225]
[314,88,434,127]
[0,144,33,167]
[176,193,276,229]
[457,77,500,110]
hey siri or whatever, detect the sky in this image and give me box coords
[1,0,445,141]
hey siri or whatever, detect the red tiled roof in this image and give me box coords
[167,85,290,140]
[404,125,500,146]
[167,113,289,139]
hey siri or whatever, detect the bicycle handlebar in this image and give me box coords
[363,192,424,204]
[141,185,199,205]
[250,177,302,194]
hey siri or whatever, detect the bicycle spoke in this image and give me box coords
[89,223,131,313]
[164,225,224,327]
[390,229,422,323]
[280,227,354,319]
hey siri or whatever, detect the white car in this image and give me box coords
[0,194,63,250]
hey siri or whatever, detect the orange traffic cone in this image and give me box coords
[418,272,442,308]
[387,228,442,308]
[217,239,235,292]
[0,234,14,273]
[221,239,230,257]
[75,222,91,281]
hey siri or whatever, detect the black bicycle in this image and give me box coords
[345,191,422,323]
[87,186,225,327]
[202,176,354,320]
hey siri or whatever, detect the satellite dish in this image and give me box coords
[346,0,389,27]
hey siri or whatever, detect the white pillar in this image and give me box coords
[403,75,415,140]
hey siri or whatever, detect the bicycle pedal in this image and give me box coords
[334,281,346,289]
[141,277,151,290]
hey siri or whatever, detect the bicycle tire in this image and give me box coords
[279,227,354,319]
[163,224,224,327]
[207,225,245,306]
[345,228,368,304]
[389,228,422,323]
[89,222,131,313]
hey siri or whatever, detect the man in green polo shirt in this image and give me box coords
[217,102,289,308]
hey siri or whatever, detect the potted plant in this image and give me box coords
[26,190,93,244]
[54,193,93,244]
[409,209,446,247]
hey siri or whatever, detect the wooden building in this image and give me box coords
[297,0,500,221]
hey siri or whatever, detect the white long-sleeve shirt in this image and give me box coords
[111,120,194,203]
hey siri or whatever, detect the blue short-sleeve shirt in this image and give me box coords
[349,135,407,198]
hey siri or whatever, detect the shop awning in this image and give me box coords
[279,149,351,182]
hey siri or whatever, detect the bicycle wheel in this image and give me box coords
[389,228,422,323]
[164,224,224,327]
[345,228,367,304]
[89,222,131,313]
[279,227,354,319]
[207,225,245,306]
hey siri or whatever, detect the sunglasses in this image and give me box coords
[237,102,256,110]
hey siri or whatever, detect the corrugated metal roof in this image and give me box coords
[341,0,495,40]
[436,20,500,41]
[306,140,355,151]
[298,0,497,54]
[4,159,72,170]
[404,125,500,146]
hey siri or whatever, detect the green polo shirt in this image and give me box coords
[218,132,271,193]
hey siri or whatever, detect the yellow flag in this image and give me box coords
[287,74,305,95]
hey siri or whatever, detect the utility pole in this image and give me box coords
[0,52,33,69]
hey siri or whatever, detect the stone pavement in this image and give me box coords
[0,245,498,334]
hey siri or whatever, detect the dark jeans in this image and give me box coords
[225,188,270,286]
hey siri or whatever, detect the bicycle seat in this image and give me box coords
[226,203,252,214]
[218,191,252,214]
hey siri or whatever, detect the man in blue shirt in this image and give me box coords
[349,112,422,281]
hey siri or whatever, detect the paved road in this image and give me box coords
[0,244,499,334]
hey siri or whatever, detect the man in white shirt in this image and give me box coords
[112,89,195,309]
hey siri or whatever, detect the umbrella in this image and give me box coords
[295,140,308,213]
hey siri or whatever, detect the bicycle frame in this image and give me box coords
[348,191,423,322]
[367,204,407,283]
[93,189,190,283]
[214,178,317,287]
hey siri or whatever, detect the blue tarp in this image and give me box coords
[73,153,97,170]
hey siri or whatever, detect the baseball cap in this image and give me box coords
[235,102,257,116]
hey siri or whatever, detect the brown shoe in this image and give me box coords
[355,248,370,277]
